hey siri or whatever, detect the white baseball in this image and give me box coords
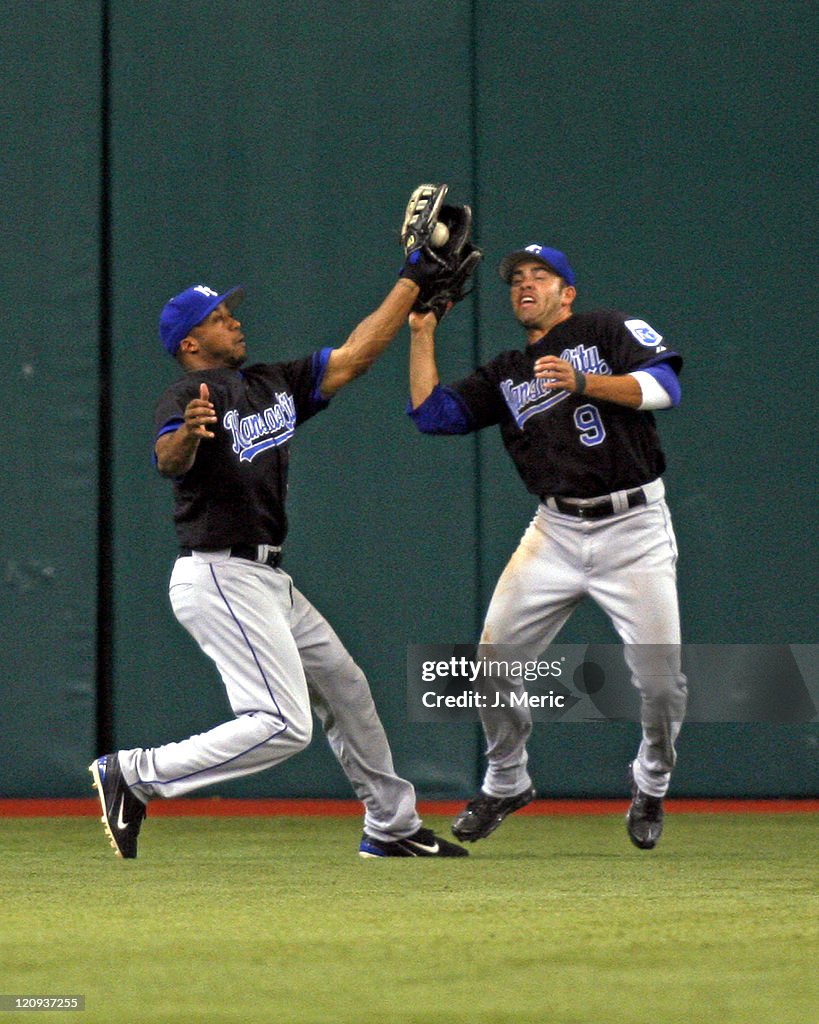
[431,222,450,248]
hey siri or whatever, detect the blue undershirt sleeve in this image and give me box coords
[407,384,475,435]
[310,346,334,409]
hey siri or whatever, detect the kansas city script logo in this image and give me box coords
[502,344,611,427]
[223,392,296,462]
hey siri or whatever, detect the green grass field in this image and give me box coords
[1,813,816,1023]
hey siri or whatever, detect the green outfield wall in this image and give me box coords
[1,2,102,797]
[2,1,815,799]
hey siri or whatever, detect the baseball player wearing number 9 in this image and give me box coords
[88,200,475,860]
[409,242,687,850]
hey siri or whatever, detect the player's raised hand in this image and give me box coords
[184,383,218,439]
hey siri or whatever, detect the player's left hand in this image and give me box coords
[534,355,580,392]
[184,383,218,438]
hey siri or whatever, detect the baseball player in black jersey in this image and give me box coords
[89,249,469,860]
[409,243,687,849]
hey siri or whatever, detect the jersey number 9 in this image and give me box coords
[574,404,606,448]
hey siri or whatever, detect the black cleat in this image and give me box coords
[359,826,469,858]
[626,762,664,850]
[451,786,536,842]
[89,754,147,859]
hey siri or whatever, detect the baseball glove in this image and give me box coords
[412,203,482,322]
[400,183,450,254]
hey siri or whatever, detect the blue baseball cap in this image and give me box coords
[159,283,245,356]
[498,245,576,286]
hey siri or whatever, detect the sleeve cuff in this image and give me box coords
[407,385,474,434]
[310,347,335,409]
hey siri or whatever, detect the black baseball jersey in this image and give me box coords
[451,311,682,498]
[153,350,331,548]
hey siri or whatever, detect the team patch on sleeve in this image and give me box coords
[625,319,664,348]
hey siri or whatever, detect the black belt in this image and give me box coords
[178,544,282,568]
[545,487,647,520]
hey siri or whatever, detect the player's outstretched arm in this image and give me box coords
[406,309,475,436]
[319,232,451,400]
[319,183,458,399]
[408,309,440,409]
[318,278,420,398]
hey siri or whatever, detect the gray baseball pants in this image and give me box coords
[477,478,687,799]
[118,550,421,842]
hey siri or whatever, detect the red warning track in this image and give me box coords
[1,798,817,818]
